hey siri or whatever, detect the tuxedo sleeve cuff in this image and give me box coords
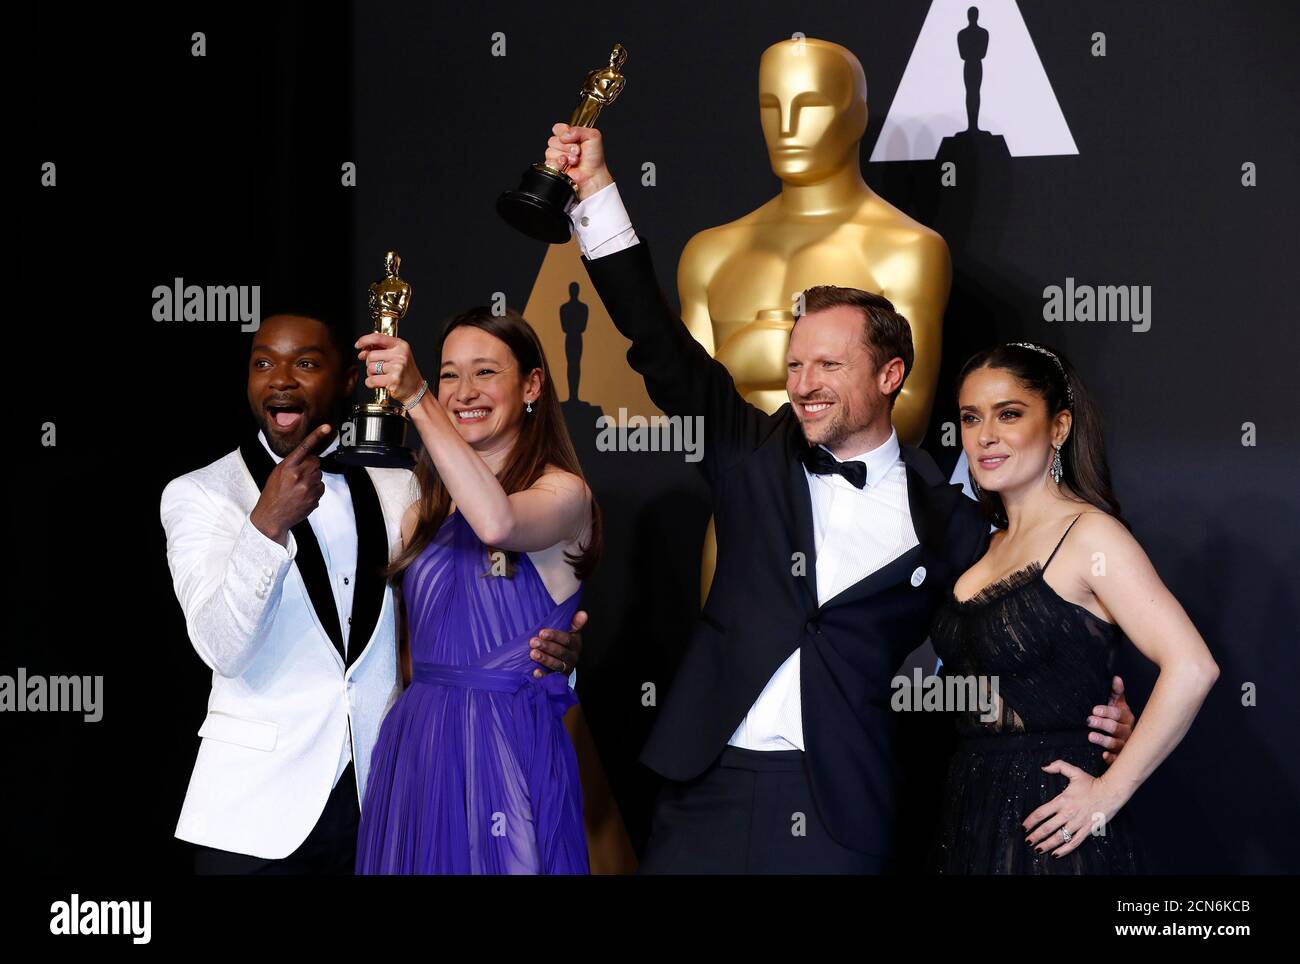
[241,515,297,562]
[568,181,639,259]
[234,514,297,602]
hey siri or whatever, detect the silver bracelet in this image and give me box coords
[403,379,429,414]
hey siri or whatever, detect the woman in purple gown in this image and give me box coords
[353,306,601,874]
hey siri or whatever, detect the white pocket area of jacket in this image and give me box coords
[198,710,279,751]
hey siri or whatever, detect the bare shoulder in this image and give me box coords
[1069,509,1139,553]
[1062,509,1153,581]
[534,466,592,504]
[544,467,593,544]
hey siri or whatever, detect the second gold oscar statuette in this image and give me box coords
[336,251,418,468]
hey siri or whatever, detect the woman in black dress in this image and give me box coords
[930,342,1219,874]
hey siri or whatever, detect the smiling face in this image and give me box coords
[758,39,867,185]
[437,325,541,453]
[247,314,354,457]
[959,366,1071,492]
[786,305,900,455]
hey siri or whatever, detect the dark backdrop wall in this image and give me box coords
[14,0,1298,874]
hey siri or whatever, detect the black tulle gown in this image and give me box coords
[929,513,1142,874]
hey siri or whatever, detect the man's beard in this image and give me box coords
[258,414,313,457]
[798,401,851,450]
[256,402,342,457]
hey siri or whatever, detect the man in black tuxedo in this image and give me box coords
[543,124,1133,873]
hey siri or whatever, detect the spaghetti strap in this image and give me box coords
[1042,513,1085,575]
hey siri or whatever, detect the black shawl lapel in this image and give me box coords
[785,427,819,609]
[238,435,346,666]
[900,443,965,558]
[342,467,388,670]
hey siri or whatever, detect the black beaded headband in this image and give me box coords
[1006,341,1074,408]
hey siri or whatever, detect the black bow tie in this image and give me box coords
[800,444,868,488]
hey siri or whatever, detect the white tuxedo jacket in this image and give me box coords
[160,436,418,859]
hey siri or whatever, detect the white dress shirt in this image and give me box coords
[570,183,918,751]
[728,431,916,750]
[258,430,357,786]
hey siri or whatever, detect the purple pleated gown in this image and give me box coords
[356,510,588,874]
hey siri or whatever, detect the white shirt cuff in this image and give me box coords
[568,181,639,259]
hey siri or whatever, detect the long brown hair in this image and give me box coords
[955,342,1128,531]
[385,306,602,582]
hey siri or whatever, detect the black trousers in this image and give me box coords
[637,747,888,874]
[192,760,360,875]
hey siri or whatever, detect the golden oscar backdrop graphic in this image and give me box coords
[520,38,951,604]
[679,37,951,438]
[524,239,663,420]
[679,37,953,600]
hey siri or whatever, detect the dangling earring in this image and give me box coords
[526,400,533,414]
[1050,443,1063,484]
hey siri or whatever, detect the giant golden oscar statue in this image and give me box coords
[680,37,952,599]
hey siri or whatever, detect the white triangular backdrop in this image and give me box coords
[870,0,1078,161]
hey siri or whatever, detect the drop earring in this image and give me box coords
[526,400,533,414]
[1050,443,1063,484]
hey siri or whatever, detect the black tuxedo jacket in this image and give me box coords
[580,239,991,856]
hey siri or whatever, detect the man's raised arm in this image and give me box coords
[549,123,775,484]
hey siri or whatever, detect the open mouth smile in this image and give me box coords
[266,401,305,430]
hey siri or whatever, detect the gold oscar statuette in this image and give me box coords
[497,44,628,243]
[337,250,417,468]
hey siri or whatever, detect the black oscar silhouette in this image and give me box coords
[560,281,588,402]
[959,5,989,131]
[557,281,604,463]
[938,6,1011,171]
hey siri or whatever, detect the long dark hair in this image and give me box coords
[955,342,1127,530]
[385,306,602,581]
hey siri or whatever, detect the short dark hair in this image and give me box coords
[259,280,352,362]
[797,285,914,404]
[255,310,352,363]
